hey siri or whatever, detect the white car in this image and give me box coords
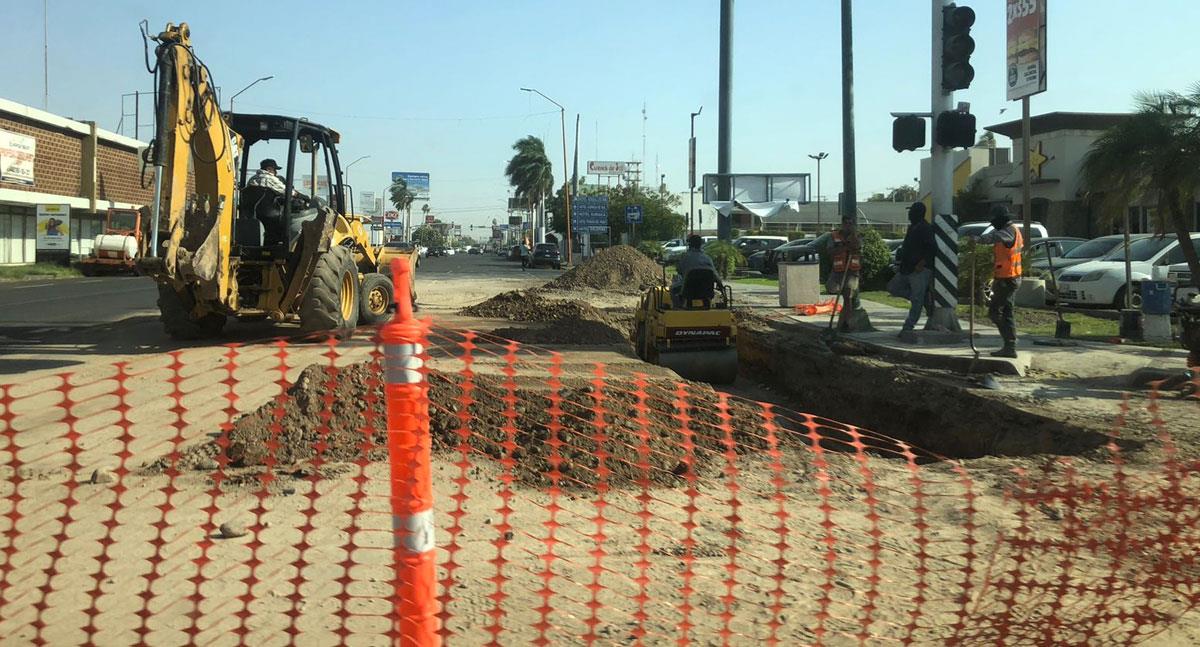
[662,236,717,261]
[1166,261,1198,305]
[1055,234,1200,308]
[958,221,1049,240]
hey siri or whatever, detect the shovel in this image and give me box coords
[1044,241,1072,338]
[966,239,1001,390]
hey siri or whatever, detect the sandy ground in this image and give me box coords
[2,267,1199,645]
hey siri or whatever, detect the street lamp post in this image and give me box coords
[521,87,572,264]
[229,75,274,114]
[344,155,369,213]
[808,152,829,229]
[689,106,703,234]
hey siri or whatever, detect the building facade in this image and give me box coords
[0,97,149,264]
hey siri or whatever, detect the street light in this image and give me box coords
[808,152,829,228]
[229,75,273,114]
[521,87,572,265]
[345,155,370,188]
[689,106,703,234]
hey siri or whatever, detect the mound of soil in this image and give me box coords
[545,245,662,293]
[165,360,813,490]
[492,317,629,346]
[459,290,606,322]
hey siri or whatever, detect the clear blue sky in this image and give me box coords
[3,0,1198,228]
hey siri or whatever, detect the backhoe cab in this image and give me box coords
[139,22,396,339]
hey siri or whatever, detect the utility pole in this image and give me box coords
[927,0,963,332]
[716,0,733,241]
[840,0,856,232]
[572,113,580,197]
[808,152,828,229]
[43,0,49,110]
[1021,96,1032,244]
[689,106,702,235]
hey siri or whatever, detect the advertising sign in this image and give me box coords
[302,174,329,192]
[572,195,609,233]
[508,215,523,226]
[507,197,533,211]
[425,214,435,224]
[359,191,376,215]
[36,204,71,250]
[625,204,644,225]
[0,129,35,185]
[587,161,627,176]
[1006,0,1047,100]
[384,210,400,222]
[390,171,431,200]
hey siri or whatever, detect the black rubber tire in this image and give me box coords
[157,283,225,340]
[79,264,96,277]
[1113,286,1129,310]
[299,246,360,336]
[635,321,647,360]
[359,273,394,325]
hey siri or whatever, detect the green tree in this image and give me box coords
[389,177,414,218]
[887,185,919,202]
[547,184,685,242]
[505,136,554,210]
[953,176,991,222]
[858,228,894,290]
[1081,86,1200,286]
[411,226,445,249]
[703,239,743,279]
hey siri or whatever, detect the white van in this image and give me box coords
[733,235,789,255]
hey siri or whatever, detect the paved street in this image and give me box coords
[0,275,157,327]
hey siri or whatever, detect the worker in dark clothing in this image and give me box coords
[898,202,936,334]
[974,205,1024,358]
[671,234,721,306]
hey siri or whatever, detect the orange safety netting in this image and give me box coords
[0,324,1197,645]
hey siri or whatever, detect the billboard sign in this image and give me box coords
[359,191,376,215]
[302,174,329,192]
[1006,0,1047,100]
[572,195,609,233]
[425,214,435,224]
[507,197,533,211]
[384,210,400,222]
[508,215,523,226]
[587,161,627,176]
[701,173,809,204]
[390,171,431,200]
[625,204,643,225]
[0,129,35,185]
[36,204,71,250]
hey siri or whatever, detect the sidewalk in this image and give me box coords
[732,284,1190,380]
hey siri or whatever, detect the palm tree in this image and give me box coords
[505,136,554,231]
[1081,87,1200,287]
[389,177,414,214]
[422,203,431,223]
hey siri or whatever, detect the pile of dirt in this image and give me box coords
[544,245,662,293]
[491,318,628,346]
[163,360,813,490]
[459,290,602,322]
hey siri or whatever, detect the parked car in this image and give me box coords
[467,246,482,255]
[427,247,447,257]
[528,243,562,269]
[1028,235,1119,276]
[759,237,817,275]
[733,235,789,256]
[1055,234,1200,308]
[496,246,509,257]
[1166,261,1198,305]
[662,236,716,261]
[959,221,1049,240]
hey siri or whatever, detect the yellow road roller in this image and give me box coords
[633,268,739,385]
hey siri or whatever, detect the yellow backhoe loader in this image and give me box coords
[137,22,403,338]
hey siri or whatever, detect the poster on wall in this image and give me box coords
[36,204,71,250]
[1006,0,1048,100]
[0,129,35,185]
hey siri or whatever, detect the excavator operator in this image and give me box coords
[243,158,309,246]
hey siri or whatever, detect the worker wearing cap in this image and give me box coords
[975,205,1023,358]
[246,159,289,194]
[671,234,721,306]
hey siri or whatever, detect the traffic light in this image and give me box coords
[935,111,976,149]
[892,116,926,152]
[941,3,976,90]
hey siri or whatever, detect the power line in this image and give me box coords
[233,101,560,123]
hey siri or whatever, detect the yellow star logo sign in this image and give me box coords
[1029,141,1049,179]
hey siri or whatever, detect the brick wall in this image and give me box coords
[96,145,152,205]
[0,115,83,197]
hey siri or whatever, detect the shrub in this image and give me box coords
[636,240,664,261]
[858,228,894,291]
[958,242,994,304]
[703,240,744,279]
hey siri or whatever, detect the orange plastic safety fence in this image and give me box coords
[0,323,1197,646]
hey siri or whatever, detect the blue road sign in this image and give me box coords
[572,195,609,233]
[625,204,644,225]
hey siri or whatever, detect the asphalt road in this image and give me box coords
[0,275,158,327]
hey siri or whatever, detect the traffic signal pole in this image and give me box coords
[927,0,963,333]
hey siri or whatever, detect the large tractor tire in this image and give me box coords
[300,246,360,336]
[359,272,394,325]
[157,283,226,340]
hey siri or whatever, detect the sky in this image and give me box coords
[3,0,1200,230]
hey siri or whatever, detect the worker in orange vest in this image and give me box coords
[976,205,1023,358]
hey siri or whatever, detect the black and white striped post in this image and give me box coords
[926,0,963,332]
